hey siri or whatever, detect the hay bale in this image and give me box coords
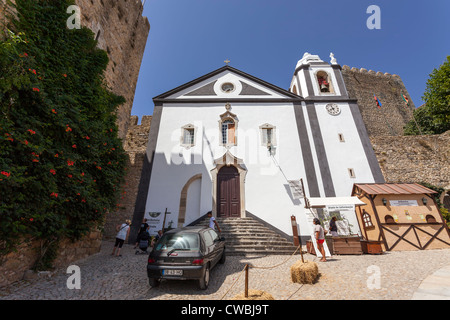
[232,290,275,300]
[290,260,318,284]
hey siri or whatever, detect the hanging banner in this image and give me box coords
[146,212,164,236]
[288,180,304,200]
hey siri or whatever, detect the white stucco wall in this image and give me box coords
[144,67,379,238]
[144,102,313,236]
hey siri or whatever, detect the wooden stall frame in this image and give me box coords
[352,183,450,252]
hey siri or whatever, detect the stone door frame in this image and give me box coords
[210,151,247,218]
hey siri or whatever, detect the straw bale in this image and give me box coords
[232,289,275,300]
[290,260,319,284]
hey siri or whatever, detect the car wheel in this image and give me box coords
[219,250,226,264]
[149,278,160,288]
[199,264,210,290]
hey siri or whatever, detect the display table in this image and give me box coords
[331,236,363,255]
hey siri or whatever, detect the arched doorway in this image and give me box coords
[178,174,202,227]
[217,166,241,218]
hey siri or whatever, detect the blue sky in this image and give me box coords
[131,0,450,121]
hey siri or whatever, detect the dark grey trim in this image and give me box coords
[246,211,293,243]
[304,97,357,103]
[185,80,217,96]
[293,63,310,76]
[331,65,349,98]
[154,65,302,100]
[153,98,303,104]
[294,74,303,97]
[349,102,385,183]
[239,81,271,96]
[129,104,164,244]
[306,102,336,197]
[303,68,315,98]
[186,213,209,227]
[153,97,358,105]
[293,102,320,197]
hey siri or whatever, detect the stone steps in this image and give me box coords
[193,216,299,256]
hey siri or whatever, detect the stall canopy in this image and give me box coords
[307,197,366,208]
[353,183,437,195]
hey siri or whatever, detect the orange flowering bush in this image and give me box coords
[0,0,127,262]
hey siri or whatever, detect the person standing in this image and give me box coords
[329,216,339,237]
[112,219,131,257]
[207,211,221,233]
[134,218,149,249]
[313,218,326,262]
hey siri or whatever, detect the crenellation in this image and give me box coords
[342,65,416,137]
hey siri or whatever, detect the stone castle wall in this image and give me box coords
[0,229,102,288]
[76,0,150,139]
[103,116,152,240]
[342,66,416,137]
[371,131,450,190]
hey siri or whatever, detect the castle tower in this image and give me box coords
[289,52,349,99]
[76,0,150,139]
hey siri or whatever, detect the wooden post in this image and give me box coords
[291,215,300,246]
[162,208,168,233]
[244,264,249,298]
[297,222,305,263]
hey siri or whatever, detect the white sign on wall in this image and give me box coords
[390,200,419,207]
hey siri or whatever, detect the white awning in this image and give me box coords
[307,197,366,208]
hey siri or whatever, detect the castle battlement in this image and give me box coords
[342,65,401,80]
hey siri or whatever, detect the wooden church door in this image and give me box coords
[217,166,240,218]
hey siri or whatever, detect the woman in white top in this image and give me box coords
[313,218,327,262]
[112,219,131,257]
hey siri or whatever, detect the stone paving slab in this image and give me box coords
[412,265,450,300]
[1,241,449,300]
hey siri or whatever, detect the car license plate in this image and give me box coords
[163,269,183,276]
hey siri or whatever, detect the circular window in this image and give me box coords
[221,82,235,93]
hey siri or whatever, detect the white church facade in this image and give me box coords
[132,53,385,241]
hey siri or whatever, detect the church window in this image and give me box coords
[338,133,345,142]
[348,168,356,178]
[181,124,196,148]
[221,82,235,93]
[221,119,236,145]
[219,104,238,147]
[260,123,276,147]
[316,71,334,93]
[292,85,298,95]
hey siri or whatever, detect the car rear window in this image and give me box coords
[155,233,200,251]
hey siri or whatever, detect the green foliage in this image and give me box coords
[418,182,449,227]
[0,0,127,262]
[405,56,450,135]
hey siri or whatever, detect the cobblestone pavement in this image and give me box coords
[1,241,449,300]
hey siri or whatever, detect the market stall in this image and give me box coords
[352,183,450,251]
